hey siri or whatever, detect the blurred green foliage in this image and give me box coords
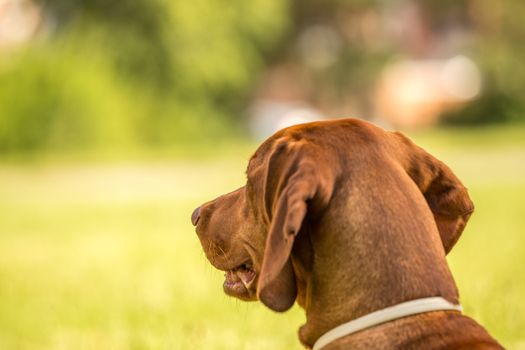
[287,0,525,125]
[443,1,525,125]
[1,0,525,154]
[0,0,290,153]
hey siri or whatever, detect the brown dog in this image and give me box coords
[192,119,502,349]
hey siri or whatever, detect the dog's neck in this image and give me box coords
[295,213,460,347]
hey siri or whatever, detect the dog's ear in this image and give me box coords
[394,132,474,254]
[257,139,334,312]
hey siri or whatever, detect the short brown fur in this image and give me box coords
[193,119,502,349]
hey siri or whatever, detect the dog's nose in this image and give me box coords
[191,206,201,226]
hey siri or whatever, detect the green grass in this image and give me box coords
[1,127,524,349]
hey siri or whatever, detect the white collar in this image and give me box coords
[312,297,462,350]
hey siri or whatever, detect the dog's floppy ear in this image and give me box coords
[257,139,334,312]
[394,132,474,254]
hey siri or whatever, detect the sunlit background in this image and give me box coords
[0,0,524,349]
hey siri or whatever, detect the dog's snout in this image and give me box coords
[191,206,201,226]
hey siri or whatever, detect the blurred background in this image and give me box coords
[0,0,524,349]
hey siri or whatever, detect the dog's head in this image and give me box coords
[192,119,473,312]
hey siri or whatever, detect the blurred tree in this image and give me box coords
[1,0,524,154]
[443,0,525,124]
[0,0,290,153]
[40,0,174,89]
[279,0,525,124]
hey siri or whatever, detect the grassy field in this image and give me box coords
[0,126,524,349]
